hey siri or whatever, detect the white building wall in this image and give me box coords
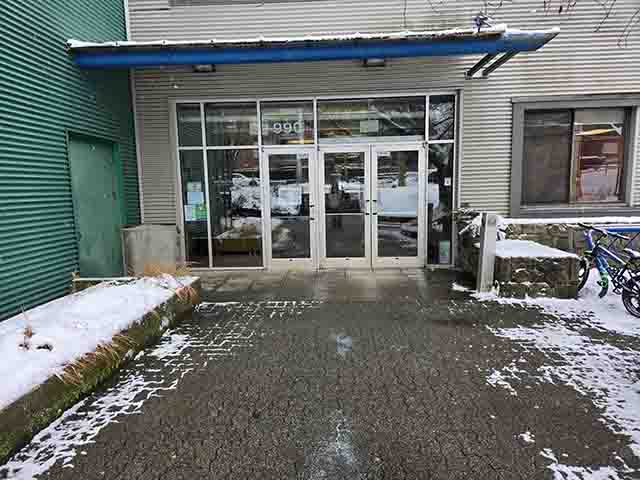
[129,0,640,222]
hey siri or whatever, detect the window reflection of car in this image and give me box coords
[379,172,418,188]
[232,172,259,187]
[271,185,303,215]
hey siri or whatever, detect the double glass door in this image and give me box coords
[319,145,426,269]
[263,144,426,269]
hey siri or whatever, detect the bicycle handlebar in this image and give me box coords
[578,223,630,241]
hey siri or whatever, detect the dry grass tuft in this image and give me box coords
[19,309,34,350]
[23,325,34,339]
[175,283,199,305]
[57,334,138,385]
[135,261,190,278]
[132,261,197,304]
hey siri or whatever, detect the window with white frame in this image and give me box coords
[175,94,459,266]
[512,97,638,215]
[176,102,263,268]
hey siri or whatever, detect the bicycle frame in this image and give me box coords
[584,228,637,296]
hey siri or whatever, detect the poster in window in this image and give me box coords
[184,205,196,222]
[187,191,204,205]
[195,204,207,220]
[187,182,202,192]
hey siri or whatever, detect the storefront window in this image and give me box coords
[180,150,209,267]
[522,107,627,205]
[177,104,202,147]
[522,110,572,204]
[376,151,419,258]
[261,101,314,145]
[324,152,366,258]
[429,95,455,141]
[207,149,262,267]
[574,108,625,202]
[427,144,454,265]
[318,97,425,142]
[205,103,258,146]
[268,153,311,258]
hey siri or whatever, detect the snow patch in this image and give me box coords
[0,331,193,480]
[486,369,518,396]
[491,322,640,457]
[494,240,579,259]
[460,213,640,238]
[539,448,625,480]
[0,275,197,411]
[518,431,535,444]
[471,270,640,337]
[68,24,514,50]
[451,282,471,292]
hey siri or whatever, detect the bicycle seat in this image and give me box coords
[624,248,640,259]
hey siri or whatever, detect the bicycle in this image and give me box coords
[577,223,640,318]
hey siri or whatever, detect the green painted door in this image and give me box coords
[69,135,124,277]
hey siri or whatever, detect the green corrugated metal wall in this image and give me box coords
[0,0,139,320]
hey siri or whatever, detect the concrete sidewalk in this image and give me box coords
[1,270,635,479]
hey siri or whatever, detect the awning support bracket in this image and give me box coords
[465,53,497,78]
[466,51,518,79]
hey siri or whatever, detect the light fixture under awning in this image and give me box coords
[67,24,559,77]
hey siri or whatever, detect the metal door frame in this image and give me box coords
[318,142,426,270]
[262,146,319,270]
[318,145,372,269]
[371,143,426,269]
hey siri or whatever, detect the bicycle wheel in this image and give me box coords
[622,277,640,318]
[577,257,590,293]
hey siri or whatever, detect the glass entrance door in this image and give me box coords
[263,148,318,268]
[371,145,426,268]
[319,145,425,269]
[319,147,371,269]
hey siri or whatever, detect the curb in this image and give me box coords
[0,278,201,464]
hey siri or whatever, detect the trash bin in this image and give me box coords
[122,225,180,275]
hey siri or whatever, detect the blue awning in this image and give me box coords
[67,25,558,77]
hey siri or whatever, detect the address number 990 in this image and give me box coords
[272,121,303,135]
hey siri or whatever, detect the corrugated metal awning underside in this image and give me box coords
[67,24,559,78]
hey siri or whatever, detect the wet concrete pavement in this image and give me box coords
[2,270,637,479]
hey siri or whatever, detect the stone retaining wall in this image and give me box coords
[455,211,580,298]
[494,252,579,299]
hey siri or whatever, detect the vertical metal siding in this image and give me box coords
[129,0,640,219]
[0,0,140,320]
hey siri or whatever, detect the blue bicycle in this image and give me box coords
[577,223,640,317]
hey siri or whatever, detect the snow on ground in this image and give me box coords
[472,270,640,337]
[0,275,196,411]
[518,431,535,444]
[0,331,194,480]
[1,301,269,479]
[540,448,625,480]
[490,321,640,457]
[459,271,640,471]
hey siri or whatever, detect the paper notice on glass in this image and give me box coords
[187,191,204,205]
[195,204,207,220]
[360,119,379,134]
[184,205,196,222]
[427,183,440,208]
[439,240,451,264]
[187,182,202,192]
